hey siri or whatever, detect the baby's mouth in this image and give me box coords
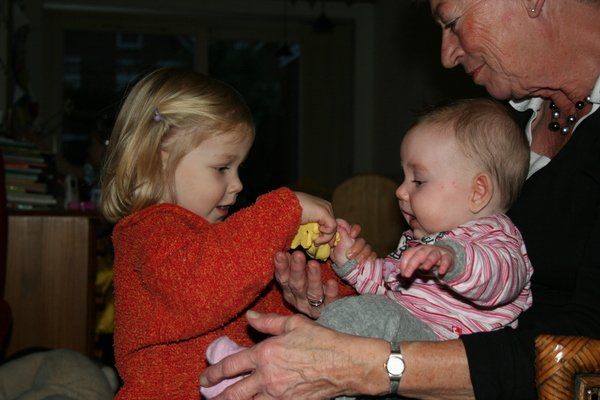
[401,209,413,220]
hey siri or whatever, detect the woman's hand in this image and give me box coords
[275,223,375,318]
[200,312,476,400]
[274,251,339,318]
[199,310,390,400]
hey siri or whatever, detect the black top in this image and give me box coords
[463,107,600,399]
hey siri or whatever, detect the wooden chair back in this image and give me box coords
[331,174,407,256]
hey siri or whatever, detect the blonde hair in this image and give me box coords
[100,68,255,223]
[415,98,529,210]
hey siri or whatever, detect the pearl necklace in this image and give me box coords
[549,97,592,135]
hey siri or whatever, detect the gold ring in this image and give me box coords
[308,296,325,307]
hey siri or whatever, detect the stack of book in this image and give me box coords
[1,136,58,210]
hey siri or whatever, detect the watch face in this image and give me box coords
[387,355,405,376]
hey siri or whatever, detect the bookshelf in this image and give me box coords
[1,136,113,361]
[1,136,58,210]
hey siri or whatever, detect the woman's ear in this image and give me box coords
[524,0,545,18]
[469,173,493,214]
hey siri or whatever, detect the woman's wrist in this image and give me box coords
[399,340,475,400]
[337,335,391,396]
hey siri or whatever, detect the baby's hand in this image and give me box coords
[345,223,377,263]
[398,244,454,279]
[330,219,356,266]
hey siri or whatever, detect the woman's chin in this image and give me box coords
[482,83,512,101]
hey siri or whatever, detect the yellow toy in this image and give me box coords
[291,222,340,261]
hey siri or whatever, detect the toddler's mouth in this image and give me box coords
[215,205,233,217]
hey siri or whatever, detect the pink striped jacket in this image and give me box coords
[336,214,533,340]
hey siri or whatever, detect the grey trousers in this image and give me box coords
[317,294,437,400]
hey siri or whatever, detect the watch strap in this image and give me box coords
[388,341,402,394]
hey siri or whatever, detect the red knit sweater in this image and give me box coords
[112,188,351,399]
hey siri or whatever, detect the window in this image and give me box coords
[44,8,354,201]
[209,39,300,207]
[62,30,196,166]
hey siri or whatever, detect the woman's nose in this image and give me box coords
[440,30,463,69]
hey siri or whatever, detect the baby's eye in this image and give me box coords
[215,166,230,173]
[413,179,425,187]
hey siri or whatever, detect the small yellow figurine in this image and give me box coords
[291,222,340,261]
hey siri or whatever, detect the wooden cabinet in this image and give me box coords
[5,212,97,357]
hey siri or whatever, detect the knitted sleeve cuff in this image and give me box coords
[332,259,358,278]
[435,239,465,282]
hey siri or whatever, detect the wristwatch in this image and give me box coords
[385,341,405,394]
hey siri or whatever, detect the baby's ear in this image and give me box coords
[469,173,493,214]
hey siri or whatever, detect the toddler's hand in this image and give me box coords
[291,223,339,261]
[295,192,336,245]
[398,244,454,279]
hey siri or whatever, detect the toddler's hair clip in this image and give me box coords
[153,108,162,122]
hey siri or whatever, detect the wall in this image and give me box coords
[370,0,487,181]
[0,1,6,127]
[4,0,486,188]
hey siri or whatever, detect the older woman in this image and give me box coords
[201,0,600,399]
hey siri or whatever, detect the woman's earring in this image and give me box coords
[530,7,536,12]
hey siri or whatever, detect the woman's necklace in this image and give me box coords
[548,96,592,135]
